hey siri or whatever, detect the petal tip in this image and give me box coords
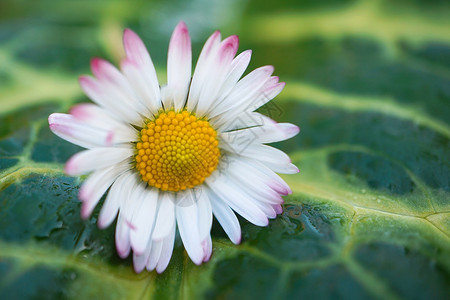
[97,219,108,229]
[78,75,91,87]
[48,113,57,125]
[263,65,275,73]
[203,252,212,263]
[172,21,190,44]
[133,263,145,274]
[123,28,135,38]
[227,34,239,45]
[90,57,102,69]
[80,203,91,220]
[233,233,242,245]
[64,159,75,175]
[176,20,188,31]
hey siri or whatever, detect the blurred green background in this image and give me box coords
[0,0,449,299]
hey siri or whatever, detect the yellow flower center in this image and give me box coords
[135,110,220,192]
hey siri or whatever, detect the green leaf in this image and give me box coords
[1,0,449,299]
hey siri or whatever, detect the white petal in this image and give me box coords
[115,213,131,258]
[90,58,147,118]
[122,29,161,113]
[206,171,268,226]
[146,239,163,271]
[98,171,132,229]
[130,187,159,255]
[273,204,283,215]
[69,103,136,138]
[207,187,241,244]
[196,187,213,241]
[79,75,142,126]
[65,147,133,176]
[209,65,274,118]
[226,141,290,163]
[213,111,264,131]
[187,30,222,112]
[176,191,204,265]
[226,156,292,195]
[116,178,145,259]
[246,79,285,112]
[155,222,176,273]
[217,162,278,219]
[135,232,154,272]
[195,35,239,117]
[254,200,277,219]
[212,77,284,127]
[202,235,213,262]
[166,21,191,110]
[264,162,299,174]
[220,117,300,144]
[133,251,148,273]
[119,175,142,226]
[78,161,129,219]
[121,58,161,115]
[49,113,117,149]
[152,193,175,241]
[222,157,285,204]
[214,49,252,104]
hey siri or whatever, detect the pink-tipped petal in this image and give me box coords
[202,236,213,262]
[49,113,112,149]
[224,157,289,204]
[90,58,119,82]
[116,214,131,258]
[120,58,161,114]
[224,156,292,196]
[65,147,133,176]
[196,35,240,116]
[78,163,128,219]
[273,204,283,215]
[155,222,176,273]
[221,117,299,145]
[255,201,277,219]
[200,31,221,58]
[152,194,175,241]
[166,21,192,110]
[123,29,151,65]
[278,123,300,139]
[208,188,242,244]
[122,29,161,114]
[176,192,204,265]
[246,80,285,112]
[216,49,252,100]
[129,187,159,255]
[146,240,163,271]
[133,252,147,273]
[210,65,274,118]
[97,172,131,229]
[187,30,222,112]
[232,144,299,175]
[78,76,142,125]
[206,174,269,227]
[196,187,213,241]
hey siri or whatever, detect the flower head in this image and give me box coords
[48,21,299,273]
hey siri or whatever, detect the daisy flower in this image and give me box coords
[48,21,299,273]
